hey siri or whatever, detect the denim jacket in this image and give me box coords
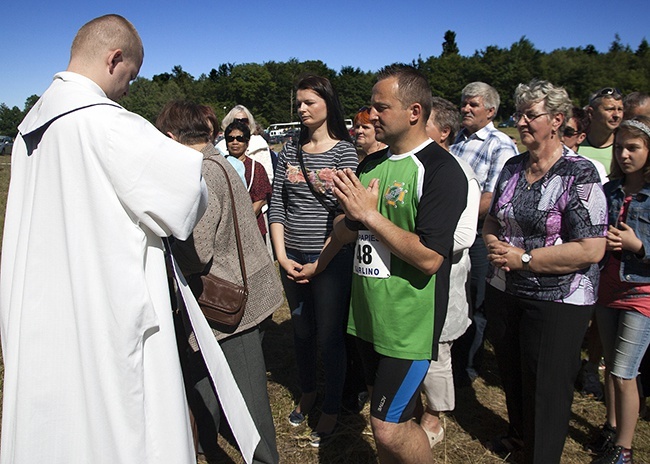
[604,179,650,283]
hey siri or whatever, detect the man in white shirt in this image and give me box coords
[450,82,517,385]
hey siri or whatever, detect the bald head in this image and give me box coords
[68,15,144,101]
[70,15,143,65]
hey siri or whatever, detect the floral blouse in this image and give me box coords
[487,147,608,305]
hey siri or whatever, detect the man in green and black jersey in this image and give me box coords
[333,66,467,463]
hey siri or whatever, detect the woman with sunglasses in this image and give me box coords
[225,120,272,239]
[483,80,608,463]
[353,106,386,162]
[269,75,358,447]
[217,105,274,183]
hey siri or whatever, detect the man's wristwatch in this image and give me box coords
[521,250,533,270]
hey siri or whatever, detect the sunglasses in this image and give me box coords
[590,87,622,104]
[234,118,249,125]
[226,135,248,143]
[563,127,580,137]
[358,106,371,113]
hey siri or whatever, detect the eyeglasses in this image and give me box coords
[234,118,249,125]
[563,127,580,137]
[512,112,549,124]
[226,135,248,143]
[589,87,622,104]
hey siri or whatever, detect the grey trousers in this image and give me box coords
[189,326,279,464]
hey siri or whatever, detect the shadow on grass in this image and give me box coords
[261,315,377,463]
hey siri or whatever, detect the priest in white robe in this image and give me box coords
[0,15,209,464]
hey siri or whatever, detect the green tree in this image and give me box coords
[228,63,277,128]
[333,67,376,118]
[441,30,459,57]
[24,95,40,114]
[637,38,649,57]
[120,77,185,123]
[0,104,23,136]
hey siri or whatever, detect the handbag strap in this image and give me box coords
[295,143,338,214]
[205,157,248,290]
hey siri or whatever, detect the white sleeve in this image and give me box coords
[453,179,480,253]
[104,110,207,240]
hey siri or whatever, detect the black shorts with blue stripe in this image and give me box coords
[356,338,430,423]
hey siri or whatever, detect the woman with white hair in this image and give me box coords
[483,79,608,463]
[217,105,274,182]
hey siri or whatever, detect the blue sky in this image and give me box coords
[1,0,648,109]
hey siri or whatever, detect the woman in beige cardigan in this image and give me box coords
[157,101,283,464]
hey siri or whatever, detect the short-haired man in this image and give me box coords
[418,96,480,447]
[624,91,650,119]
[333,67,467,463]
[580,87,624,173]
[449,82,517,385]
[0,15,208,463]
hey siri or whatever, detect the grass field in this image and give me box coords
[244,303,650,464]
[0,152,648,463]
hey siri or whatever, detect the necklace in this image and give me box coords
[525,146,562,190]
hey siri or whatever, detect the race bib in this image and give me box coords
[354,231,391,278]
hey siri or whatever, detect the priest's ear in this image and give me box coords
[107,49,124,74]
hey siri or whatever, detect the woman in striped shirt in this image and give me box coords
[269,75,358,447]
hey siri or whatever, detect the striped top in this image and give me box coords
[269,140,358,253]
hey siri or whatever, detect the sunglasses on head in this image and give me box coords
[358,106,371,113]
[234,118,249,125]
[226,135,248,143]
[590,87,622,104]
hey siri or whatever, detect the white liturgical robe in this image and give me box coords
[0,72,213,463]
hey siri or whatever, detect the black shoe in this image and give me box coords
[578,360,604,401]
[591,445,633,464]
[585,422,616,454]
[288,409,306,427]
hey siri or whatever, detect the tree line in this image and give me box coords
[1,31,649,136]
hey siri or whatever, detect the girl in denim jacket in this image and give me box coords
[590,115,650,464]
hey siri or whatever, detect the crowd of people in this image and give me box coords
[1,13,649,464]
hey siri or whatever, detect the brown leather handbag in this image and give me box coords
[189,158,248,333]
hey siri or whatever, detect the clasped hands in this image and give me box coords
[606,222,643,255]
[281,259,319,284]
[486,240,526,272]
[331,168,379,224]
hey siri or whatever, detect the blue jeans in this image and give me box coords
[280,246,352,414]
[596,305,650,380]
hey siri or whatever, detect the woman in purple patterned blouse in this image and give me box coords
[482,80,608,463]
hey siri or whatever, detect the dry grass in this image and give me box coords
[236,303,649,464]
